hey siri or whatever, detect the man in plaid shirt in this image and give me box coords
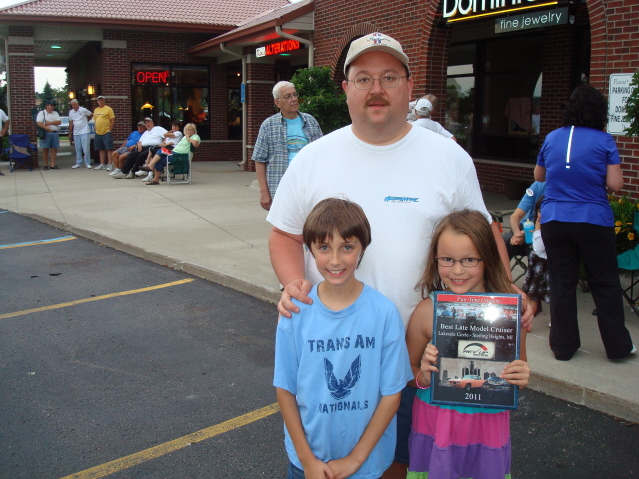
[253,81,322,211]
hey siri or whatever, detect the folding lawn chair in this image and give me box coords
[6,134,38,172]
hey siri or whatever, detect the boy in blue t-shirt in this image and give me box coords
[274,198,412,479]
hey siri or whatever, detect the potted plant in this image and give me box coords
[609,194,639,255]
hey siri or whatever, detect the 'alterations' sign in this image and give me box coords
[445,0,559,23]
[608,73,635,135]
[256,40,302,58]
[495,7,568,33]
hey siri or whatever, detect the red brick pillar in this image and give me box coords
[101,32,130,143]
[244,61,275,172]
[539,24,576,143]
[423,25,452,125]
[8,26,37,169]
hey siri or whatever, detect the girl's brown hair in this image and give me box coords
[416,209,516,297]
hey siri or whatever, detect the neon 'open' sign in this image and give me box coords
[135,71,170,84]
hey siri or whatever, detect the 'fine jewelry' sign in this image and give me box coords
[495,7,568,33]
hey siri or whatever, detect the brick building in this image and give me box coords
[0,0,309,168]
[1,0,638,195]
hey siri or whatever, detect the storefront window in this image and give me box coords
[446,44,475,153]
[447,35,543,162]
[228,65,242,140]
[132,63,210,139]
[482,37,542,138]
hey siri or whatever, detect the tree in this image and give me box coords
[36,79,70,114]
[52,86,69,113]
[624,70,639,137]
[291,66,350,134]
[36,80,56,110]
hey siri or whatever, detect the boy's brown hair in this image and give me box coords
[303,198,372,266]
[416,209,516,297]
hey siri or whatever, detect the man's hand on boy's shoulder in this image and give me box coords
[277,279,313,318]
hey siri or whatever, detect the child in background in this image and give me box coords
[274,198,412,479]
[405,209,530,479]
[523,197,550,319]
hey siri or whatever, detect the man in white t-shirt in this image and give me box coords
[412,97,456,141]
[36,101,62,169]
[112,117,166,179]
[266,32,529,479]
[69,99,93,168]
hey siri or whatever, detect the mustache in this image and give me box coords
[366,96,390,107]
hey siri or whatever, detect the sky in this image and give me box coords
[35,67,67,91]
[0,0,21,10]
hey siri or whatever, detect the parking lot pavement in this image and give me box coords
[0,212,287,478]
[2,211,639,479]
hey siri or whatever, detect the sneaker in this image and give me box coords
[112,171,128,179]
[548,322,551,328]
[135,170,146,177]
[94,164,106,170]
[631,345,637,354]
[109,168,121,176]
[86,164,92,169]
[142,173,153,182]
[106,164,113,171]
[71,164,81,169]
[126,171,134,179]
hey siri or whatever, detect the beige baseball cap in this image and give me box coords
[344,32,410,75]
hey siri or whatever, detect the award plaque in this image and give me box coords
[430,291,522,410]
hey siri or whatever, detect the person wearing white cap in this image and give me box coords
[406,100,417,122]
[413,97,457,141]
[266,32,530,479]
[112,117,166,179]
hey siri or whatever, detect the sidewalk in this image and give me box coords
[1,149,638,423]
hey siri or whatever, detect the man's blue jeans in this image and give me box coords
[73,133,91,165]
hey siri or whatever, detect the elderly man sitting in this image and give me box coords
[112,117,166,179]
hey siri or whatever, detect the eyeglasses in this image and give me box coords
[276,92,299,101]
[435,257,483,268]
[346,74,408,90]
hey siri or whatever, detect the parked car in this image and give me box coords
[57,116,69,136]
[482,377,510,391]
[448,374,485,390]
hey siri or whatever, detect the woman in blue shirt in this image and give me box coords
[534,84,634,361]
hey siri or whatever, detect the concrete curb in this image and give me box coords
[528,374,639,424]
[23,213,282,306]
